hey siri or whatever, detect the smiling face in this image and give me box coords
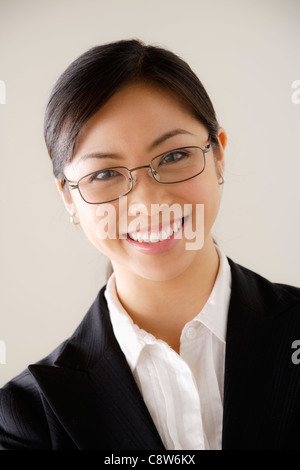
[58,81,226,282]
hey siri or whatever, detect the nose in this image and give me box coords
[129,164,160,182]
[129,164,161,191]
[127,165,166,212]
[129,165,149,180]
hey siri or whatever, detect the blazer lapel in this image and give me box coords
[29,288,164,450]
[28,261,300,450]
[223,259,300,449]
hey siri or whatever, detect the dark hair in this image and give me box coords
[44,39,220,182]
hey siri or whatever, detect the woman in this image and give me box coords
[1,39,300,450]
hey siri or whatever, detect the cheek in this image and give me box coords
[181,175,220,205]
[203,181,221,229]
[181,177,221,233]
[77,203,120,253]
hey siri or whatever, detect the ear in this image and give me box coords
[214,127,227,177]
[55,179,77,217]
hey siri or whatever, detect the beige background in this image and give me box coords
[1,0,300,386]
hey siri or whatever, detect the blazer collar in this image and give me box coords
[223,259,300,449]
[29,259,300,450]
[227,258,299,321]
[29,287,164,450]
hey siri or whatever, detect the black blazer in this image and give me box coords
[1,258,300,450]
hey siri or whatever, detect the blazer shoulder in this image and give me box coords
[0,368,52,449]
[228,258,300,317]
[0,287,110,450]
[0,337,73,450]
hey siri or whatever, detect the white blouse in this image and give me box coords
[105,246,232,450]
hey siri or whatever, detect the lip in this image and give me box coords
[125,217,186,255]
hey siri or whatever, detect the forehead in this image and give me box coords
[73,82,207,157]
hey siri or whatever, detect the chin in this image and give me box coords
[131,254,197,283]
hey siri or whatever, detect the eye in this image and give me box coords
[159,150,190,166]
[90,169,122,182]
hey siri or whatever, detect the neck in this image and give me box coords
[112,237,220,352]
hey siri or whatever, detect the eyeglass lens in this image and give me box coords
[77,146,205,204]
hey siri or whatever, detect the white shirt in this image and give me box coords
[105,246,232,450]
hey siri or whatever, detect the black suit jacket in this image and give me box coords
[1,258,300,450]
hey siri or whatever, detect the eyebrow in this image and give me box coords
[76,128,194,163]
[147,128,194,152]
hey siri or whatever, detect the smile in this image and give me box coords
[127,218,184,243]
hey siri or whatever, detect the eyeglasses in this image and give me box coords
[63,142,211,204]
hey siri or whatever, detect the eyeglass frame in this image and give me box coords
[63,141,211,205]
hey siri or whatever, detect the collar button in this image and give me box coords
[186,325,197,340]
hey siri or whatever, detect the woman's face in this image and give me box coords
[59,82,226,281]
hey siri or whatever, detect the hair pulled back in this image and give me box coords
[44,39,219,181]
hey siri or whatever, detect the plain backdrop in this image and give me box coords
[1,0,300,386]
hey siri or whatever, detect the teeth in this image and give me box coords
[128,219,183,243]
[130,232,138,241]
[160,230,168,241]
[137,232,143,243]
[173,221,180,232]
[150,232,159,243]
[166,227,173,237]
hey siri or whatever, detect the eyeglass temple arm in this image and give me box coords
[62,177,78,190]
[203,137,212,153]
